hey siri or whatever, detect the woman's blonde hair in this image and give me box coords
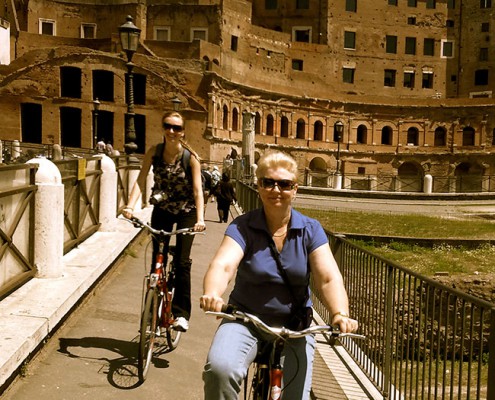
[162,111,200,161]
[256,150,298,180]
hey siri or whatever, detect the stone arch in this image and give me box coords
[309,156,327,171]
[462,126,475,146]
[356,124,368,144]
[296,118,305,139]
[266,114,274,136]
[254,112,261,134]
[314,120,323,141]
[232,107,239,132]
[455,161,483,192]
[434,126,447,146]
[281,116,289,137]
[381,126,393,145]
[222,104,228,130]
[397,161,423,192]
[406,127,419,146]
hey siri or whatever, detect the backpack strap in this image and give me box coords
[153,142,191,178]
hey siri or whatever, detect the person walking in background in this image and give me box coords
[210,166,221,202]
[122,111,206,332]
[201,163,213,209]
[215,173,236,223]
[200,150,358,399]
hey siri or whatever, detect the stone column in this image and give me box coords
[97,154,118,231]
[26,157,64,278]
[242,111,255,173]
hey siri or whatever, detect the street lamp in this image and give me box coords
[119,15,141,156]
[92,98,100,152]
[172,96,182,111]
[334,121,344,189]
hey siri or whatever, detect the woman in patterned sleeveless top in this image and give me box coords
[123,111,206,332]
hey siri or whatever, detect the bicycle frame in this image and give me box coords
[122,216,203,382]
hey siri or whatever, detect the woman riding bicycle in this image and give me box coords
[123,111,206,333]
[200,150,358,399]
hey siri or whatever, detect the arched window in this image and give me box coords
[434,127,446,146]
[281,116,289,137]
[266,114,274,136]
[381,126,393,145]
[222,105,228,130]
[314,121,323,141]
[296,119,305,139]
[462,127,475,146]
[407,127,419,146]
[357,125,367,144]
[255,112,261,134]
[232,108,239,132]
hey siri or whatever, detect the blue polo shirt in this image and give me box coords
[225,208,328,327]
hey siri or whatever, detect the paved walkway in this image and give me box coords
[0,202,381,399]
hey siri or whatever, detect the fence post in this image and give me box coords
[97,154,118,231]
[26,157,64,278]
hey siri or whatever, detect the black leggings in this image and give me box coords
[150,207,197,320]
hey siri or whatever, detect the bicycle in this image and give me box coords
[206,305,365,400]
[123,216,204,382]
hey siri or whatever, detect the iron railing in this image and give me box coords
[0,164,38,300]
[235,180,495,400]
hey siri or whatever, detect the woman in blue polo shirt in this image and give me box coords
[200,150,359,400]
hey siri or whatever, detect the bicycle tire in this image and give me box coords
[166,323,182,349]
[248,364,270,400]
[138,288,158,381]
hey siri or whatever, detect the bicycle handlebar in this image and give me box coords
[121,216,205,237]
[206,305,365,340]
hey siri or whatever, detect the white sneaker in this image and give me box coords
[172,317,189,332]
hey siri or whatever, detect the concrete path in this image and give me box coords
[0,202,379,399]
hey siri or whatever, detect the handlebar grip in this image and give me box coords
[221,304,237,314]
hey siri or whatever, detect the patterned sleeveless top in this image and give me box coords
[151,147,195,214]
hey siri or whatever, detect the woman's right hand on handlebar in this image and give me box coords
[200,294,225,312]
[122,206,134,219]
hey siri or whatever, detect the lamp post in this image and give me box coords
[119,15,141,156]
[334,121,344,189]
[92,98,100,152]
[172,96,182,111]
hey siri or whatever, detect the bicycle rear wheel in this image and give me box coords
[138,288,158,381]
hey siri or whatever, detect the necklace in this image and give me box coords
[272,230,287,237]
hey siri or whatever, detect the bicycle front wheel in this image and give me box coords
[138,288,158,381]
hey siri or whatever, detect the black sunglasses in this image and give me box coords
[163,122,184,132]
[259,178,295,191]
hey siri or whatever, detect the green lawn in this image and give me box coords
[299,208,495,276]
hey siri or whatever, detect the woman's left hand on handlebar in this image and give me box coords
[122,207,133,219]
[194,220,207,232]
[332,314,359,333]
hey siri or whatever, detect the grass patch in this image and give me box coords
[299,208,495,276]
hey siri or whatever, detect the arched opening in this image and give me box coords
[222,105,228,130]
[232,108,239,132]
[381,126,393,145]
[308,157,328,187]
[314,121,323,141]
[462,127,475,146]
[434,127,446,146]
[455,162,483,192]
[356,125,367,144]
[407,127,419,146]
[255,112,261,134]
[296,119,305,139]
[397,162,423,192]
[281,116,289,137]
[266,114,274,136]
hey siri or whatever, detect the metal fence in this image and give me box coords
[235,180,495,400]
